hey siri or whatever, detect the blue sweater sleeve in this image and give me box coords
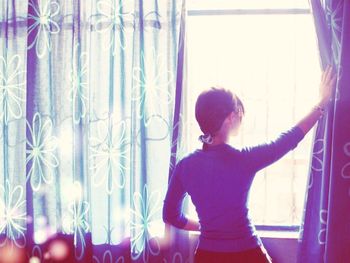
[241,126,305,172]
[162,161,188,229]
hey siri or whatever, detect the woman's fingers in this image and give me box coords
[319,65,337,104]
[324,65,332,82]
[327,70,336,87]
[331,72,337,82]
[329,72,337,87]
[322,65,336,87]
[321,66,327,82]
[321,65,331,82]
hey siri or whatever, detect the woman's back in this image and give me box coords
[164,126,304,252]
[177,144,261,252]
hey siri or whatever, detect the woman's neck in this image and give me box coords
[210,131,230,146]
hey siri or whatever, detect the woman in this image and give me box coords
[163,66,336,263]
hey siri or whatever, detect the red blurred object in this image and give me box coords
[0,239,26,263]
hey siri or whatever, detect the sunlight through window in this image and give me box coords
[185,2,320,227]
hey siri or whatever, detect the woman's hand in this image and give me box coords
[319,65,337,108]
[296,65,337,135]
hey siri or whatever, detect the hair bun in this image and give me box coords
[198,134,213,144]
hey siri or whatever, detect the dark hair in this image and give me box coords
[195,87,244,141]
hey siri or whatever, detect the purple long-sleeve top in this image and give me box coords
[163,126,305,252]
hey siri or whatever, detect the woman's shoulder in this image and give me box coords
[176,150,199,164]
[173,149,203,169]
[177,144,241,165]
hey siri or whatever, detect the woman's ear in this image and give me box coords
[229,111,236,122]
[229,111,235,121]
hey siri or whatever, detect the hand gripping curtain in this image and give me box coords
[0,0,188,262]
[297,1,350,262]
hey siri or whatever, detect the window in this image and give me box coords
[184,0,320,227]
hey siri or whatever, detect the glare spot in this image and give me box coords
[57,127,73,158]
[148,220,165,238]
[32,147,41,157]
[34,229,48,244]
[29,257,40,263]
[39,15,49,25]
[26,215,33,224]
[62,181,82,202]
[44,252,50,260]
[48,240,69,261]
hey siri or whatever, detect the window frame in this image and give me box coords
[186,5,314,233]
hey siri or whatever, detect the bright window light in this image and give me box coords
[184,3,320,226]
[188,0,310,10]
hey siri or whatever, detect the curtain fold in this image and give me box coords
[297,1,350,262]
[0,0,189,262]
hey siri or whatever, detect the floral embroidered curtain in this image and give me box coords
[298,0,350,262]
[0,0,187,262]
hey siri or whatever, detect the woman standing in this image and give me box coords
[163,66,336,263]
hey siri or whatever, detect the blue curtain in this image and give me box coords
[0,0,189,262]
[298,0,350,262]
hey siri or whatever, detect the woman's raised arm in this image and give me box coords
[241,66,337,172]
